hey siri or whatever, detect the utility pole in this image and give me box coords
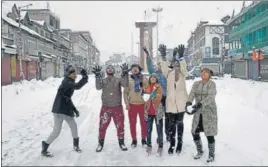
[18,4,32,83]
[152,6,163,61]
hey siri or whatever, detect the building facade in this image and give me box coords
[226,1,268,81]
[187,21,226,68]
[1,3,100,85]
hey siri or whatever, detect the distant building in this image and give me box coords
[187,20,226,66]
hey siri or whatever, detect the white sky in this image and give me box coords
[2,1,247,62]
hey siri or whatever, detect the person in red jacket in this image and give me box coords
[143,73,164,156]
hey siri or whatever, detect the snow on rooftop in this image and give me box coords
[205,20,224,25]
[2,15,53,43]
[31,19,45,26]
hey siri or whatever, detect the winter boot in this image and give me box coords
[73,137,82,153]
[146,145,152,155]
[176,142,182,154]
[156,146,163,157]
[166,136,170,142]
[131,140,137,148]
[41,141,53,157]
[207,143,215,163]
[168,146,175,155]
[119,139,128,151]
[141,139,147,148]
[193,140,204,160]
[168,139,175,155]
[96,139,104,152]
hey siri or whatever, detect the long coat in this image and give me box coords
[160,59,188,113]
[52,76,88,117]
[188,80,218,136]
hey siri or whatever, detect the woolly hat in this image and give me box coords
[149,73,159,84]
[65,65,76,76]
[130,64,143,72]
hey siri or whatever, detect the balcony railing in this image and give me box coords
[229,10,268,39]
[2,33,14,40]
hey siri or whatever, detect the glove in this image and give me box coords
[80,69,88,79]
[186,108,198,115]
[92,65,102,77]
[173,47,178,57]
[177,44,185,58]
[192,102,202,109]
[143,47,149,57]
[120,63,130,76]
[185,101,192,108]
[158,44,167,59]
[74,109,80,117]
[81,68,87,76]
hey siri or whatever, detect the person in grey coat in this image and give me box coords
[185,68,217,163]
[92,63,129,152]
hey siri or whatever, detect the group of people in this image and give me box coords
[40,44,218,163]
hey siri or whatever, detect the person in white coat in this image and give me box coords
[158,44,188,154]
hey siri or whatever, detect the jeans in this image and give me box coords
[147,115,163,148]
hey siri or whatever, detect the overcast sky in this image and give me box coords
[3,1,248,62]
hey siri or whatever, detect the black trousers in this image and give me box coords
[167,112,185,147]
[161,96,169,138]
[192,114,215,144]
[147,115,163,148]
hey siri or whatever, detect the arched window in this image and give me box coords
[212,37,220,55]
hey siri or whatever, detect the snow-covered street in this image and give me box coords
[2,76,268,166]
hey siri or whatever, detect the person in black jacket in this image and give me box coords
[41,65,88,157]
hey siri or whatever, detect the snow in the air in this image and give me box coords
[2,75,268,166]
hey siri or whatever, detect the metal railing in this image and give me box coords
[229,10,268,39]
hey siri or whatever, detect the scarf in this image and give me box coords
[133,75,141,92]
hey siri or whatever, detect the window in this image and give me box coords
[40,30,44,36]
[49,15,54,26]
[212,37,219,51]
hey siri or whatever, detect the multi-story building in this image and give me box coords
[1,3,100,85]
[187,21,226,67]
[227,1,268,58]
[225,1,268,81]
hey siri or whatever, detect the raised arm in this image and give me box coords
[92,65,103,90]
[179,59,188,76]
[63,77,88,90]
[160,59,170,78]
[120,63,130,88]
[95,77,104,90]
[123,86,130,105]
[146,56,156,74]
[120,75,129,88]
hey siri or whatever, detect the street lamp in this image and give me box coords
[152,6,163,61]
[18,3,32,82]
